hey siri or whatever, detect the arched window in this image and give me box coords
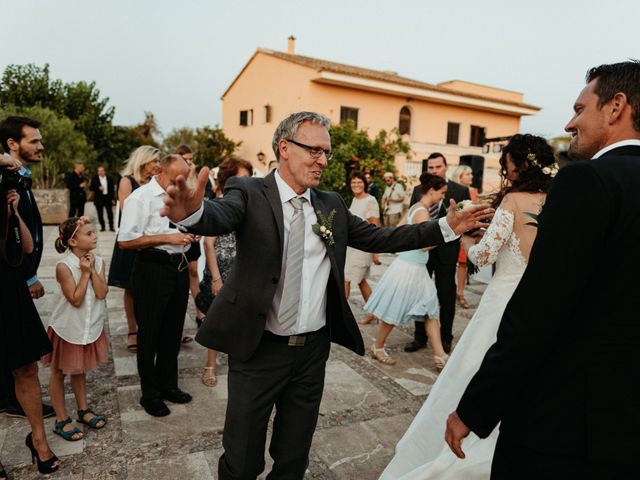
[399,106,411,135]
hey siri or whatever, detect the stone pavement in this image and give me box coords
[1,226,486,479]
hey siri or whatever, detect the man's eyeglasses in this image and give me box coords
[285,139,333,161]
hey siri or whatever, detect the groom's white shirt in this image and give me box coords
[592,139,640,159]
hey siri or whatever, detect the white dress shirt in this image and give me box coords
[592,139,640,159]
[118,176,190,254]
[98,175,108,196]
[179,172,460,334]
[49,253,107,345]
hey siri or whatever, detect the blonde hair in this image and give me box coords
[121,145,162,184]
[452,164,472,184]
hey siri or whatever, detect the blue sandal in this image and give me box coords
[53,417,84,441]
[77,408,107,429]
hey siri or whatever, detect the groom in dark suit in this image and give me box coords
[445,61,640,478]
[162,112,492,480]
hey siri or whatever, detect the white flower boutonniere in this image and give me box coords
[456,200,474,211]
[312,209,336,247]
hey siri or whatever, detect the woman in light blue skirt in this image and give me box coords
[365,173,449,369]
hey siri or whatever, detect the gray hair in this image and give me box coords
[271,112,331,160]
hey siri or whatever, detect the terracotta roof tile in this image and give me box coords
[258,48,540,111]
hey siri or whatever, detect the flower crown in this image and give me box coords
[527,152,559,177]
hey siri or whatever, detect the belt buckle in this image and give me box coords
[287,335,306,347]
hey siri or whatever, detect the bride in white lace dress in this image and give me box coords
[380,134,557,480]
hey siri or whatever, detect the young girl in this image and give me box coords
[42,216,109,441]
[364,173,449,369]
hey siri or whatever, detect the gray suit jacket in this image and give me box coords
[192,172,447,361]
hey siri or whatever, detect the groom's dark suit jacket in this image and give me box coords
[457,145,640,467]
[193,172,447,361]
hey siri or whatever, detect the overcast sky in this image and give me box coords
[2,0,637,140]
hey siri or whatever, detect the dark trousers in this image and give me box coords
[69,193,86,217]
[491,437,636,480]
[219,328,331,480]
[94,200,113,229]
[414,258,457,344]
[132,255,189,400]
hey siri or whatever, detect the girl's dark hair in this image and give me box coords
[418,172,447,194]
[492,134,555,208]
[348,170,368,189]
[55,217,84,253]
[216,156,254,192]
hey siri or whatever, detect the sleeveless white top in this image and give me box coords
[49,252,107,345]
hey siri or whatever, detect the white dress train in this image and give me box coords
[380,198,536,480]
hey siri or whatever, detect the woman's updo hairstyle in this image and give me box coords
[493,134,556,208]
[418,172,447,195]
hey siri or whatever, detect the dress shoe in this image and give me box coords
[140,397,170,417]
[5,402,55,419]
[161,388,192,404]
[442,340,452,354]
[404,340,426,353]
[109,227,115,232]
[100,227,106,232]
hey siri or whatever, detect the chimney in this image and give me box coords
[287,35,296,55]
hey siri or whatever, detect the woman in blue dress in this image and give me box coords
[365,173,449,369]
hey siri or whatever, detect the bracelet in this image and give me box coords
[212,276,221,282]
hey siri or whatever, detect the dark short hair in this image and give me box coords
[174,144,192,156]
[587,60,640,132]
[0,116,42,152]
[348,170,368,188]
[418,172,447,194]
[427,152,447,166]
[217,156,254,192]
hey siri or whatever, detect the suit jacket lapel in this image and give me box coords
[263,172,285,255]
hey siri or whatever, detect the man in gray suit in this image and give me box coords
[162,112,492,479]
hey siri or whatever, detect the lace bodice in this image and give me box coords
[468,192,546,276]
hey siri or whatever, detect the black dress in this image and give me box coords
[0,260,52,373]
[107,175,140,289]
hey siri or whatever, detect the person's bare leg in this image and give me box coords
[344,281,350,300]
[13,363,60,465]
[48,367,68,421]
[187,261,203,319]
[374,321,395,349]
[71,373,104,427]
[359,279,372,302]
[206,349,218,368]
[425,317,447,357]
[456,263,470,308]
[124,288,137,348]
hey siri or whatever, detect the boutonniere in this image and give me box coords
[312,209,336,247]
[456,200,474,211]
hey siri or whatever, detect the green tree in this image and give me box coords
[192,126,240,168]
[163,127,196,153]
[0,105,96,188]
[0,63,120,169]
[321,121,410,200]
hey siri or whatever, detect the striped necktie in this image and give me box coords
[278,197,306,330]
[428,201,441,219]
